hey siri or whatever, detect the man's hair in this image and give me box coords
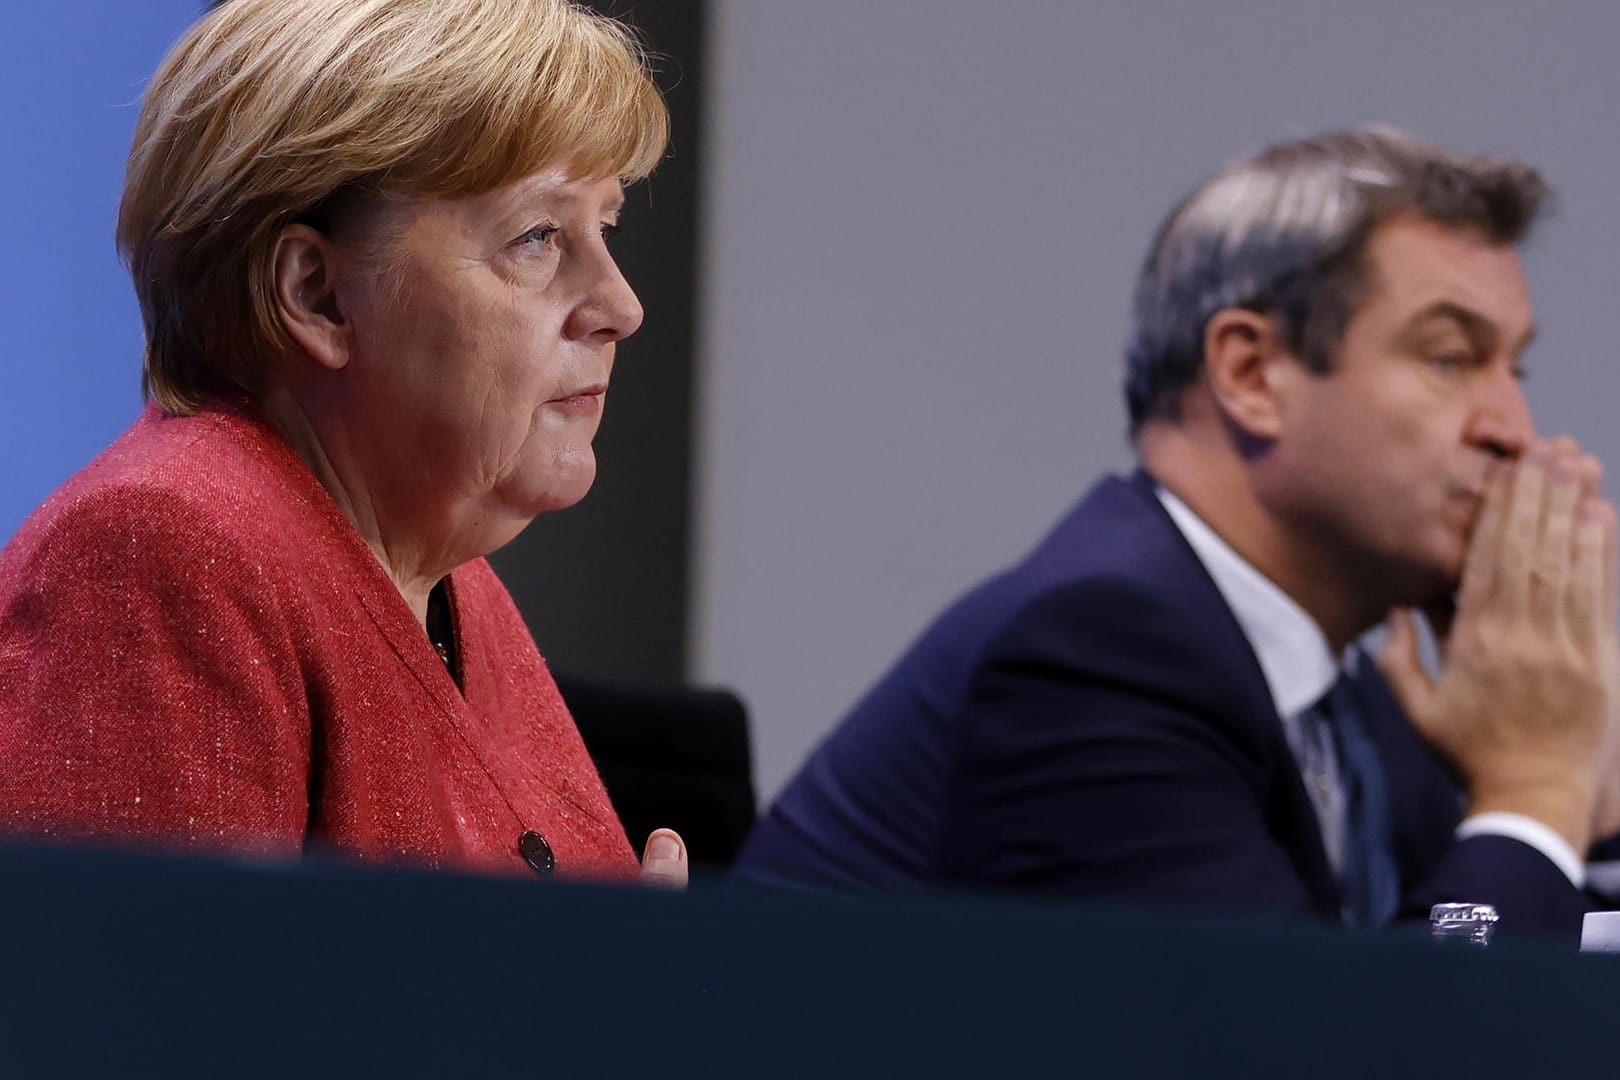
[1123,126,1549,433]
[119,0,669,415]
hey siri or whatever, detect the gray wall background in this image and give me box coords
[696,1,1620,802]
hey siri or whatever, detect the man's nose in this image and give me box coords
[1466,369,1535,459]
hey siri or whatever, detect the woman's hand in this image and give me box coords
[638,827,688,889]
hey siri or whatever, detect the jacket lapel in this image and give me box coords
[1118,471,1346,919]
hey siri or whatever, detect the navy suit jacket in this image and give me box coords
[739,472,1593,940]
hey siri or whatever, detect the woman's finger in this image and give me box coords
[638,828,689,890]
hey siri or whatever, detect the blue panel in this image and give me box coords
[0,1,203,539]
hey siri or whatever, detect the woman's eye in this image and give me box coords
[601,222,621,244]
[519,224,559,248]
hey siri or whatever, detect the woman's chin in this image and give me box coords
[498,456,598,518]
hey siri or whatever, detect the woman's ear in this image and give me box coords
[1201,309,1295,441]
[272,223,354,372]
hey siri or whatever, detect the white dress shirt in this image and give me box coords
[1155,487,1585,889]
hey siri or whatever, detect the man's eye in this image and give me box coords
[1429,351,1470,371]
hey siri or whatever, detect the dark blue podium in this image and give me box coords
[1,842,1615,1077]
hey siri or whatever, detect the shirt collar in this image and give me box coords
[1155,486,1339,719]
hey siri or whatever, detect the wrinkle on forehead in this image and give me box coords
[1364,219,1533,340]
[481,167,626,222]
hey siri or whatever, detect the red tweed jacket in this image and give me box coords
[0,400,637,880]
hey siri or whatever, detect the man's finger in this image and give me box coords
[1499,443,1551,616]
[1605,500,1619,628]
[1377,608,1437,732]
[1570,498,1606,640]
[1458,458,1512,612]
[1533,457,1581,629]
[1577,452,1603,500]
[1575,499,1620,634]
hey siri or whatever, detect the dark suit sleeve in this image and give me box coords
[942,670,1327,917]
[1404,835,1590,940]
[939,587,1330,920]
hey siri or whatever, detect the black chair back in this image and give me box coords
[557,672,756,869]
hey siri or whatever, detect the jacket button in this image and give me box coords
[518,830,555,874]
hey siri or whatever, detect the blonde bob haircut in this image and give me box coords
[119,0,669,415]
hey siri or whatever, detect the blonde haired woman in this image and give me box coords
[0,0,685,885]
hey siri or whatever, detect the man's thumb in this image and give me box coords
[1376,607,1435,721]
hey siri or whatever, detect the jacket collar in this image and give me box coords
[1152,486,1340,721]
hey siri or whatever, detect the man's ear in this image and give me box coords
[1201,309,1294,441]
[272,223,354,372]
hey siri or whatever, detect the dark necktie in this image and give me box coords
[1307,675,1402,928]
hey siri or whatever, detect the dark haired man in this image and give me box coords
[739,128,1620,939]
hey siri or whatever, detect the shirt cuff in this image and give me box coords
[1587,861,1620,900]
[1456,811,1586,888]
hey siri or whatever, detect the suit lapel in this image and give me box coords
[1111,472,1346,919]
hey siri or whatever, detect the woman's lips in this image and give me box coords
[546,384,607,413]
